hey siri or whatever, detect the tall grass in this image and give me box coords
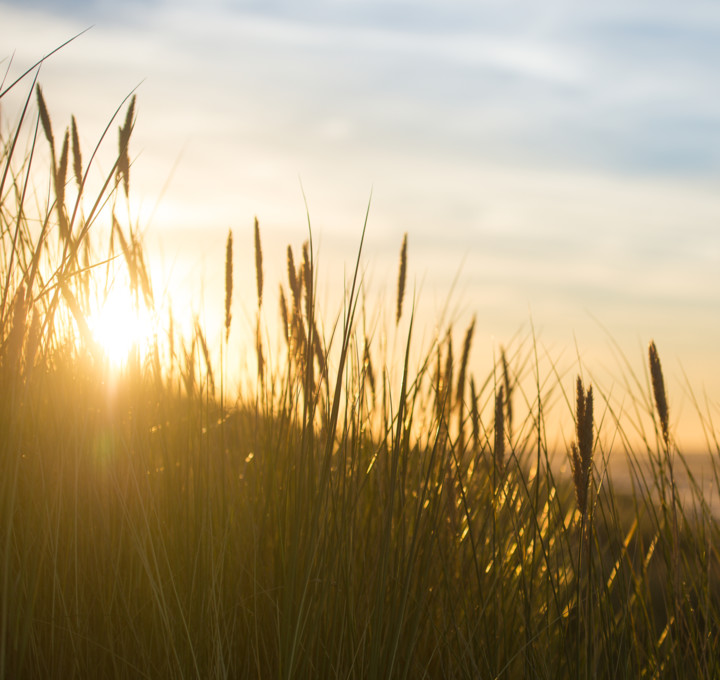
[2,59,720,679]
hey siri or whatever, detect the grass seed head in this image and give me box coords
[363,337,376,403]
[55,130,70,242]
[456,316,475,406]
[279,284,289,344]
[287,245,300,312]
[224,229,233,341]
[470,378,480,454]
[396,232,407,326]
[36,84,54,152]
[292,312,306,368]
[254,217,263,309]
[256,322,265,385]
[71,115,82,190]
[571,442,587,517]
[122,94,136,140]
[576,376,586,433]
[117,95,136,198]
[501,347,513,437]
[302,241,312,324]
[579,385,593,465]
[56,129,68,207]
[312,319,327,383]
[494,384,505,472]
[572,377,594,518]
[443,333,453,416]
[648,340,669,446]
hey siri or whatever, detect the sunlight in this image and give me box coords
[88,287,154,367]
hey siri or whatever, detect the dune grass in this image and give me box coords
[2,62,720,679]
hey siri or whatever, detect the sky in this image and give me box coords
[2,0,720,450]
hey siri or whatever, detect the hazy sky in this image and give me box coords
[3,1,720,448]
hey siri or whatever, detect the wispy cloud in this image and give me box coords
[7,1,720,175]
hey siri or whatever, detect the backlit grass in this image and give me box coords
[2,54,720,679]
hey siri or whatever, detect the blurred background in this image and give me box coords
[2,0,719,450]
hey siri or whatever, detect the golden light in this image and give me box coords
[88,287,155,367]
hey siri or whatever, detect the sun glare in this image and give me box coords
[89,287,154,367]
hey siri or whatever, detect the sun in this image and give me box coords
[88,287,155,367]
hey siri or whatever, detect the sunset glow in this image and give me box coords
[2,1,719,443]
[88,287,154,367]
[6,3,720,675]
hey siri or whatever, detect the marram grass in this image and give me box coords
[2,66,720,680]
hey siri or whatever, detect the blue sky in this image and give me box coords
[3,0,720,447]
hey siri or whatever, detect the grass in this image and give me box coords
[2,55,720,679]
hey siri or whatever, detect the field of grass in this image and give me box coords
[2,56,720,679]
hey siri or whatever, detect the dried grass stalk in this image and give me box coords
[571,377,594,518]
[167,304,175,370]
[279,285,289,345]
[55,130,70,242]
[456,316,475,452]
[313,319,327,384]
[224,229,233,342]
[36,84,54,152]
[182,337,196,397]
[194,319,216,397]
[456,316,475,406]
[287,245,301,313]
[470,377,480,457]
[56,130,68,208]
[494,385,505,472]
[363,337,376,404]
[256,322,265,386]
[396,233,407,325]
[434,343,443,425]
[133,238,153,308]
[116,95,136,198]
[302,241,312,324]
[443,333,453,417]
[649,340,669,446]
[59,280,98,358]
[71,115,82,190]
[113,216,136,291]
[5,284,28,368]
[254,217,263,309]
[501,347,513,438]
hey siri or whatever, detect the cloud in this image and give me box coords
[3,0,720,399]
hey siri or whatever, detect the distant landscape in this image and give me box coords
[2,53,720,679]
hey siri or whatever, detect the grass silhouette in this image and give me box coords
[2,52,720,679]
